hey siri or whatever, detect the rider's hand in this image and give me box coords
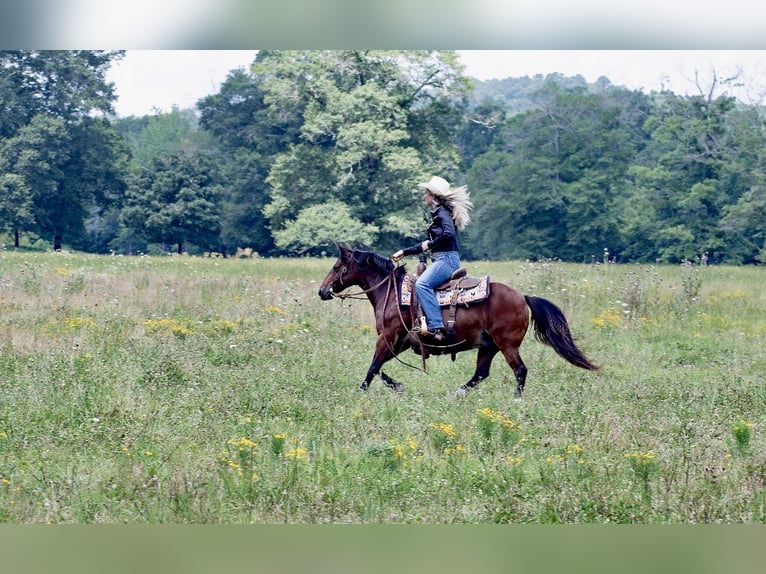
[421,241,430,252]
[392,250,404,260]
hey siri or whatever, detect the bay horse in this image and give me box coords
[318,246,598,398]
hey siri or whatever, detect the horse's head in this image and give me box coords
[318,245,361,300]
[318,245,393,300]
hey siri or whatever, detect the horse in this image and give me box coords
[318,245,599,398]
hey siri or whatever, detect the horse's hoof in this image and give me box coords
[393,383,405,393]
[454,387,468,398]
[358,384,369,392]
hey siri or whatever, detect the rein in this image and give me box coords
[333,273,391,300]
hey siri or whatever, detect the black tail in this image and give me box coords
[525,295,599,370]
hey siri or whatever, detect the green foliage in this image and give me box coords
[272,201,379,254]
[114,107,215,169]
[0,51,127,250]
[254,50,470,248]
[0,50,124,137]
[120,152,222,254]
[4,51,766,264]
[0,173,33,245]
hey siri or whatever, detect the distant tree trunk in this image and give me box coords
[14,227,19,248]
[177,241,183,254]
[54,233,63,251]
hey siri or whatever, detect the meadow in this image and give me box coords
[0,249,764,523]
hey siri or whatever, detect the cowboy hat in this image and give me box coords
[417,176,451,197]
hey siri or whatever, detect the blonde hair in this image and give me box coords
[440,185,473,231]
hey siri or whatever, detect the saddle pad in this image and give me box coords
[400,274,490,307]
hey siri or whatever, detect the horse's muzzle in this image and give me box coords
[318,287,334,301]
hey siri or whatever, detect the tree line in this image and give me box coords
[1,50,764,263]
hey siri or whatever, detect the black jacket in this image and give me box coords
[401,205,459,256]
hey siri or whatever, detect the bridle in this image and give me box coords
[331,263,392,301]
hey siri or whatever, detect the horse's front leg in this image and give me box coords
[360,333,406,392]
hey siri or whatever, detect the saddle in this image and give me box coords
[400,268,491,335]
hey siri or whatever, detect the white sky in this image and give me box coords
[105,50,766,117]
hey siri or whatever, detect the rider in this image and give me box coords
[392,176,473,342]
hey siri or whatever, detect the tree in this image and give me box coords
[466,82,649,261]
[2,114,129,250]
[120,152,222,254]
[0,173,33,247]
[0,50,127,249]
[197,65,295,255]
[622,91,738,262]
[251,50,472,253]
[0,51,123,136]
[114,106,215,168]
[272,201,379,254]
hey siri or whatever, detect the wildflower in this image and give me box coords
[477,407,504,423]
[444,444,465,456]
[592,309,622,329]
[271,433,286,456]
[428,422,459,454]
[732,419,755,453]
[63,316,95,331]
[285,447,308,461]
[428,422,457,440]
[625,450,658,501]
[229,437,257,451]
[624,450,657,465]
[171,324,192,339]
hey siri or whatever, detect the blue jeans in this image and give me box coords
[415,251,460,331]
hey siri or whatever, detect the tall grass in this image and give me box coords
[0,250,764,523]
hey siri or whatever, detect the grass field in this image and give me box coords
[0,249,764,523]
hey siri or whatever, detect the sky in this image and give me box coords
[105,50,766,118]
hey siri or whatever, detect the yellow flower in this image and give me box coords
[428,422,457,440]
[229,437,257,451]
[285,447,308,461]
[592,309,622,329]
[624,450,657,465]
[477,407,503,423]
[733,419,754,432]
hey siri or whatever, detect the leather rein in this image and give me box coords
[331,261,426,372]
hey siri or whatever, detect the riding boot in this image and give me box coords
[422,326,446,343]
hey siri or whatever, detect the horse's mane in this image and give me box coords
[352,249,405,278]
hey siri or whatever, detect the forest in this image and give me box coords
[1,50,765,264]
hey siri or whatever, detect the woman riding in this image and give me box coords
[392,176,473,342]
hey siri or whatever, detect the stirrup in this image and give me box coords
[422,327,446,342]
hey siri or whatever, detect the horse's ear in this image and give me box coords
[336,242,349,260]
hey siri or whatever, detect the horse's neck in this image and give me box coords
[362,270,393,310]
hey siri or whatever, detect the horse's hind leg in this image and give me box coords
[456,343,498,396]
[499,345,527,399]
